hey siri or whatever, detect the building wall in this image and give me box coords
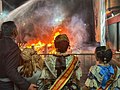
[108,21,120,51]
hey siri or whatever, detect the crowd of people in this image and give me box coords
[0,21,120,90]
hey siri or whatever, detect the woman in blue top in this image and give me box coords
[82,46,120,90]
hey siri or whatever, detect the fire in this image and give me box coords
[19,24,70,54]
[19,25,70,54]
[20,38,53,54]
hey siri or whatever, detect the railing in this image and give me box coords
[38,53,120,72]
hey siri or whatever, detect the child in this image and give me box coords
[83,46,120,90]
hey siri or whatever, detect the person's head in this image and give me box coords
[54,34,70,53]
[1,21,18,38]
[95,46,113,64]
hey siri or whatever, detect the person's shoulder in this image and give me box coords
[0,38,3,42]
[3,37,14,43]
[4,37,19,49]
[90,65,98,70]
[89,65,101,74]
[0,37,15,46]
[46,55,56,61]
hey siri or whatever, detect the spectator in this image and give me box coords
[39,34,82,90]
[82,46,120,90]
[0,21,37,90]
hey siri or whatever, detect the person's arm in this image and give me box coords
[5,43,37,90]
[82,66,98,90]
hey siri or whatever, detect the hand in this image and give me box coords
[28,84,38,90]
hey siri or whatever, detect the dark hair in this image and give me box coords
[1,21,17,37]
[95,46,113,64]
[54,34,69,53]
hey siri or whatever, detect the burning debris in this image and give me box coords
[4,0,96,51]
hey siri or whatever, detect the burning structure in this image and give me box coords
[3,0,96,53]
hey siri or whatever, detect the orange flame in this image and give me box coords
[19,25,70,54]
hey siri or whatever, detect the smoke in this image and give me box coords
[4,0,96,50]
[67,15,88,49]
